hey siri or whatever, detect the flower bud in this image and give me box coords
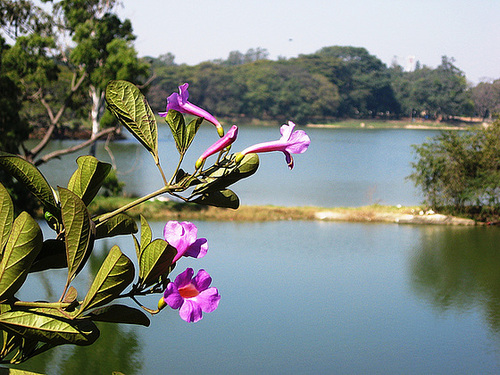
[234,152,245,164]
[158,296,168,311]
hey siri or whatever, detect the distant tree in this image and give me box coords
[225,50,245,66]
[471,80,500,120]
[390,56,473,120]
[244,47,269,63]
[158,52,176,66]
[309,46,400,117]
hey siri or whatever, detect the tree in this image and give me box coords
[471,80,500,120]
[390,56,473,120]
[57,0,150,151]
[409,121,500,218]
[0,0,150,165]
[305,46,400,117]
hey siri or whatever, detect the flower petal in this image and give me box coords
[178,83,189,103]
[279,121,295,141]
[196,287,221,313]
[173,268,194,288]
[163,221,185,249]
[179,221,198,246]
[185,238,208,259]
[285,130,310,154]
[166,92,183,112]
[179,299,203,323]
[163,283,183,309]
[192,269,212,291]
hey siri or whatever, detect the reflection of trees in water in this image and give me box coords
[17,323,142,374]
[58,324,142,375]
[410,226,500,332]
[15,241,143,374]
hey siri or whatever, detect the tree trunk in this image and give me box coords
[89,85,104,156]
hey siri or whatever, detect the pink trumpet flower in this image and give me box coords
[160,268,221,323]
[235,121,310,169]
[159,83,224,137]
[195,125,238,168]
[163,221,208,264]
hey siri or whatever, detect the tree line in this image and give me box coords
[147,47,500,125]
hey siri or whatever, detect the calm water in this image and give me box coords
[14,127,500,374]
[16,221,500,374]
[31,125,438,207]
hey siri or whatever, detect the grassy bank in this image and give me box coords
[87,197,479,225]
[306,118,482,130]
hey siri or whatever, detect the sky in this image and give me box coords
[116,0,499,84]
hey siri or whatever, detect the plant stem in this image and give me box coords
[95,184,177,224]
[168,154,185,185]
[13,301,73,309]
[156,161,169,186]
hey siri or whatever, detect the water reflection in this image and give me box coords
[14,232,144,375]
[18,324,142,374]
[411,226,500,331]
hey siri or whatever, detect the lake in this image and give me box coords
[32,124,437,207]
[17,221,500,374]
[13,126,500,374]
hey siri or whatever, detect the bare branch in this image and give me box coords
[136,72,157,90]
[28,70,88,160]
[34,127,119,167]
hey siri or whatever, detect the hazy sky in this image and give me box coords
[117,0,498,83]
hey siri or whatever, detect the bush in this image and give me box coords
[409,121,500,219]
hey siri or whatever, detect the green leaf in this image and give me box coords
[0,212,42,301]
[105,80,158,163]
[138,239,176,288]
[191,189,240,209]
[59,188,95,283]
[95,213,138,240]
[0,152,58,217]
[164,109,186,154]
[133,235,141,264]
[68,156,112,206]
[85,304,150,327]
[3,367,47,374]
[0,183,14,253]
[78,246,134,315]
[0,310,99,346]
[193,153,259,195]
[184,116,203,151]
[29,239,67,273]
[63,286,78,304]
[140,215,152,251]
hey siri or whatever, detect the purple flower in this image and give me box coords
[163,268,221,323]
[159,83,224,137]
[163,221,208,264]
[235,121,310,169]
[195,125,238,168]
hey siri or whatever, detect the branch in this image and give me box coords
[34,127,119,167]
[136,72,157,90]
[28,71,88,160]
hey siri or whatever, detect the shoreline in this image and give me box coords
[306,123,474,131]
[89,199,478,226]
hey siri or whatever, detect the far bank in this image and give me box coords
[88,198,479,226]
